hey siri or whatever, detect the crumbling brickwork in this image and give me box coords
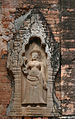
[0,0,75,119]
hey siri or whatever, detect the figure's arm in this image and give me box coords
[23,57,27,66]
[22,57,28,75]
[26,61,32,69]
[41,63,47,90]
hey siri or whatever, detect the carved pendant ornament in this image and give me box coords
[7,8,60,116]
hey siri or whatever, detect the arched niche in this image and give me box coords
[21,36,48,106]
[7,8,60,117]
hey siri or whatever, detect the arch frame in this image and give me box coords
[7,8,60,116]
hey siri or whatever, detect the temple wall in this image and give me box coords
[0,0,75,118]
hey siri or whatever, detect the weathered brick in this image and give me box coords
[0,0,75,118]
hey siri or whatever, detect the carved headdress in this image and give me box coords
[30,44,41,60]
[30,44,41,54]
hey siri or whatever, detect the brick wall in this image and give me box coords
[60,0,75,115]
[0,0,75,118]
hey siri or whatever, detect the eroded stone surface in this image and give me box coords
[7,8,60,116]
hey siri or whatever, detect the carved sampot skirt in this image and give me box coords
[22,79,46,106]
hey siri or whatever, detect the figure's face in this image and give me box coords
[32,52,39,60]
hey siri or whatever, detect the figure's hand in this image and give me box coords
[22,67,28,75]
[43,82,47,90]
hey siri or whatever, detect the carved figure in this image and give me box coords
[22,49,47,106]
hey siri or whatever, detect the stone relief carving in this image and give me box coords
[21,42,47,106]
[7,8,61,116]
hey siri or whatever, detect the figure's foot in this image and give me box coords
[27,105,31,107]
[36,105,40,107]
